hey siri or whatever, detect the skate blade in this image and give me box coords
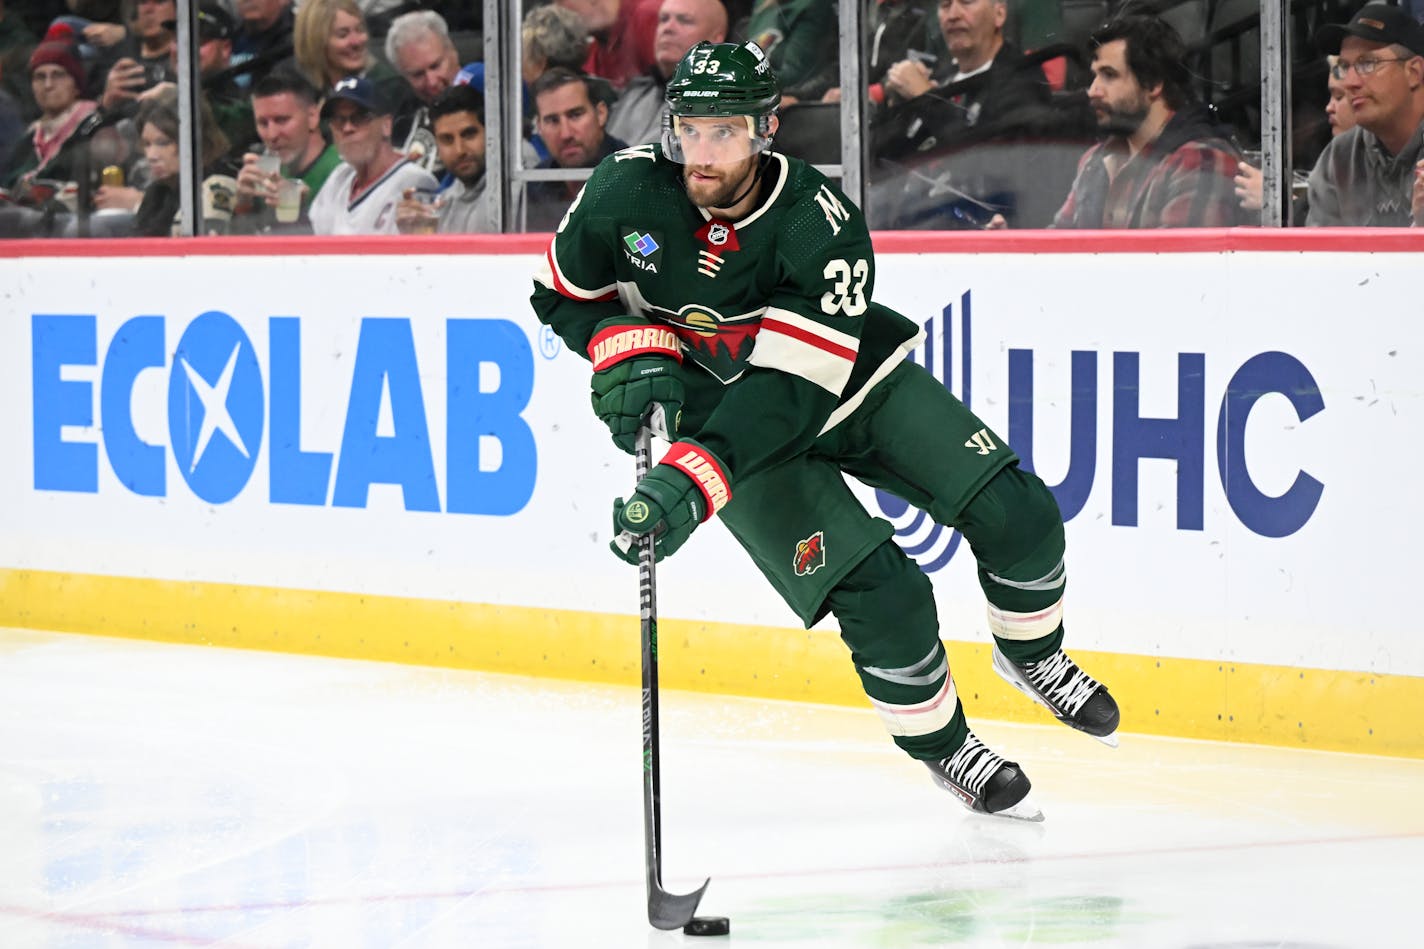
[989,795,1045,823]
[1094,730,1120,749]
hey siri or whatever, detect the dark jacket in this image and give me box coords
[2,104,99,192]
[525,133,630,232]
[871,42,1052,162]
[1052,106,1243,228]
[867,0,935,87]
[229,7,296,89]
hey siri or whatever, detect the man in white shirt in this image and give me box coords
[308,76,437,234]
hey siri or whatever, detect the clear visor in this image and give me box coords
[662,114,773,165]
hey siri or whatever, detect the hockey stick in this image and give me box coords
[635,424,710,930]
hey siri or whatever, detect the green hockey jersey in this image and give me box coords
[530,143,924,482]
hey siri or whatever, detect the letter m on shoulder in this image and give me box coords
[815,185,850,236]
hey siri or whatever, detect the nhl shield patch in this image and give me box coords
[793,531,826,577]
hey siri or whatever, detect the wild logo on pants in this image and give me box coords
[793,530,826,577]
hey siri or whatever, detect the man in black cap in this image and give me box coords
[307,75,438,234]
[1308,3,1424,226]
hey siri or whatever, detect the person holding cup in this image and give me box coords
[395,187,441,234]
[232,69,341,232]
[1234,56,1357,218]
[130,88,238,236]
[307,75,437,235]
[395,84,537,234]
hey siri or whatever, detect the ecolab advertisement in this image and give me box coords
[2,246,1419,679]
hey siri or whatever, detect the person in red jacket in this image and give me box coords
[557,0,661,91]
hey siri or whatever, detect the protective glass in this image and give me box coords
[662,115,773,165]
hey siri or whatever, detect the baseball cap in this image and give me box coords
[321,76,390,117]
[1315,3,1424,57]
[162,3,237,42]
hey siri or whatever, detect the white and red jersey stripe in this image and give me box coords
[533,234,618,303]
[747,306,860,396]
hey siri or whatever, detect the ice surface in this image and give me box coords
[1,628,1420,948]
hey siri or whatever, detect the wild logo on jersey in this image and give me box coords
[793,531,826,577]
[664,303,762,383]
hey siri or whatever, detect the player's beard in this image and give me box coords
[683,155,759,210]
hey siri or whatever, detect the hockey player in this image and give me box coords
[530,40,1119,820]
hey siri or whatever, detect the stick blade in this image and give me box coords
[648,878,709,930]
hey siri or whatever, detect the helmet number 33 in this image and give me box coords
[692,57,721,73]
[821,258,869,316]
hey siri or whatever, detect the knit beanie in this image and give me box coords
[29,24,86,89]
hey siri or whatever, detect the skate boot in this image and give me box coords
[993,646,1120,747]
[925,730,1043,822]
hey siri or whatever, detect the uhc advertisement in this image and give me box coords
[2,242,1422,703]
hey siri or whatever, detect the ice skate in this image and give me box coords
[925,730,1043,822]
[993,646,1120,747]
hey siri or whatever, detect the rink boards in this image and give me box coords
[2,230,1422,757]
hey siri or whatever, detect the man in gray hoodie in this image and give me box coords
[1309,4,1424,226]
[394,83,536,233]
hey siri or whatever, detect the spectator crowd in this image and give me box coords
[0,0,1420,236]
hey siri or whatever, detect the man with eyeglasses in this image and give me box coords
[307,76,437,234]
[1308,4,1424,226]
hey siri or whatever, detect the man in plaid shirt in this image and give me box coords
[1048,12,1242,229]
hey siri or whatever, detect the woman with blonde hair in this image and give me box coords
[293,0,412,114]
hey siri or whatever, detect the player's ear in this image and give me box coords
[767,113,779,137]
[596,99,609,126]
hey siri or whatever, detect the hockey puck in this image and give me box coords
[683,915,730,936]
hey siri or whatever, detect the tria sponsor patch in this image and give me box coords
[621,229,663,272]
[793,530,825,577]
